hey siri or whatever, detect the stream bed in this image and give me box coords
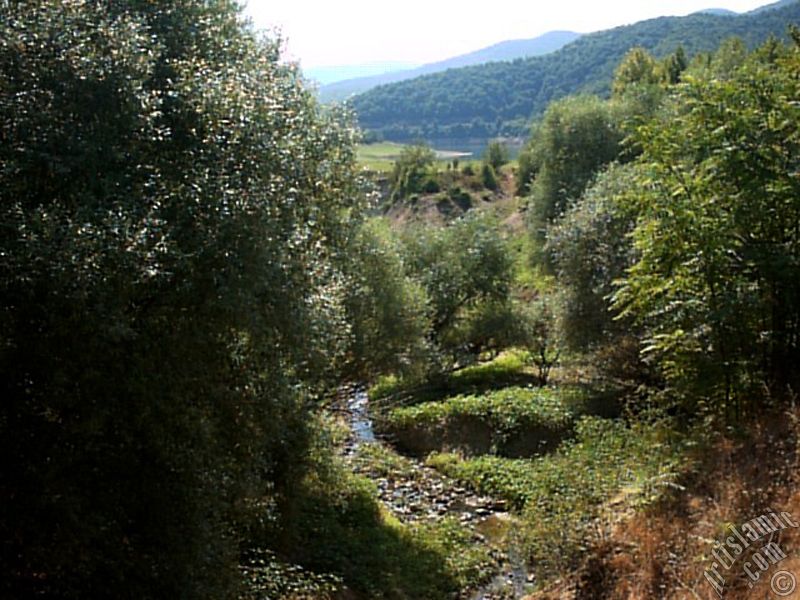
[340,386,533,599]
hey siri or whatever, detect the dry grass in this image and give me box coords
[525,405,800,600]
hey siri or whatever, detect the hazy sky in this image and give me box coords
[242,0,771,68]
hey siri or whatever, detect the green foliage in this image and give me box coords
[480,163,499,191]
[523,95,626,251]
[386,386,582,439]
[344,219,431,380]
[484,140,510,171]
[515,135,539,195]
[546,163,638,351]
[448,185,473,210]
[611,46,670,116]
[0,2,364,597]
[518,296,563,385]
[612,46,662,96]
[368,349,539,409]
[442,300,525,359]
[662,45,689,84]
[448,350,534,387]
[351,4,800,142]
[402,213,514,366]
[428,416,685,577]
[389,143,437,201]
[613,38,800,412]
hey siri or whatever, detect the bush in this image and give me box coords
[422,177,442,193]
[429,415,685,578]
[481,163,499,191]
[484,140,510,171]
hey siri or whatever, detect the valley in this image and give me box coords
[4,2,800,599]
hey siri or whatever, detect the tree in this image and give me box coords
[0,2,364,597]
[612,47,661,97]
[389,143,437,201]
[662,45,689,84]
[524,95,626,256]
[547,163,638,351]
[343,219,431,380]
[484,140,510,171]
[402,214,514,367]
[613,38,800,414]
[481,163,499,191]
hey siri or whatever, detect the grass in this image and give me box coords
[357,142,481,173]
[385,385,584,438]
[426,415,687,579]
[380,385,586,457]
[506,231,555,294]
[369,349,541,406]
[357,142,406,172]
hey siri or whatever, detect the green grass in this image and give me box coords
[357,142,481,173]
[506,231,555,293]
[449,350,534,388]
[369,349,540,406]
[425,415,688,578]
[385,385,583,436]
[357,142,406,171]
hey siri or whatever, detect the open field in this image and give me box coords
[357,142,475,172]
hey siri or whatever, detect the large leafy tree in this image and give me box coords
[343,219,430,379]
[402,214,514,366]
[521,95,626,263]
[0,1,363,597]
[547,163,639,351]
[613,36,800,413]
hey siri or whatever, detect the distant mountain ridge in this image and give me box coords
[306,62,419,86]
[748,0,798,13]
[318,30,580,103]
[351,0,800,143]
[694,8,738,15]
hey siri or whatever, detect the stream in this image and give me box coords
[342,386,533,599]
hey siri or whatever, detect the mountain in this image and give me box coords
[351,0,800,143]
[305,62,419,86]
[694,8,738,15]
[747,0,798,13]
[318,31,580,103]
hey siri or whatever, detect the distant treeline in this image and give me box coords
[352,1,800,141]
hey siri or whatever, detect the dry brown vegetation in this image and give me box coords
[526,405,800,600]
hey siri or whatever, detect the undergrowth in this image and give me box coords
[427,414,688,580]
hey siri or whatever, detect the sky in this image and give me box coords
[242,0,772,69]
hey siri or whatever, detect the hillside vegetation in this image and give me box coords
[352,0,800,141]
[319,31,580,103]
[3,2,800,599]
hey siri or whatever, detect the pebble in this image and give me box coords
[337,391,531,599]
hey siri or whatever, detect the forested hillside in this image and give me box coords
[3,2,800,599]
[319,31,580,103]
[352,0,800,141]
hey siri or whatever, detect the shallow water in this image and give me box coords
[347,387,376,444]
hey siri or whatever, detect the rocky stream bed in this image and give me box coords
[340,387,534,599]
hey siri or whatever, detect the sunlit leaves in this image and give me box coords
[0,1,365,597]
[612,38,800,411]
